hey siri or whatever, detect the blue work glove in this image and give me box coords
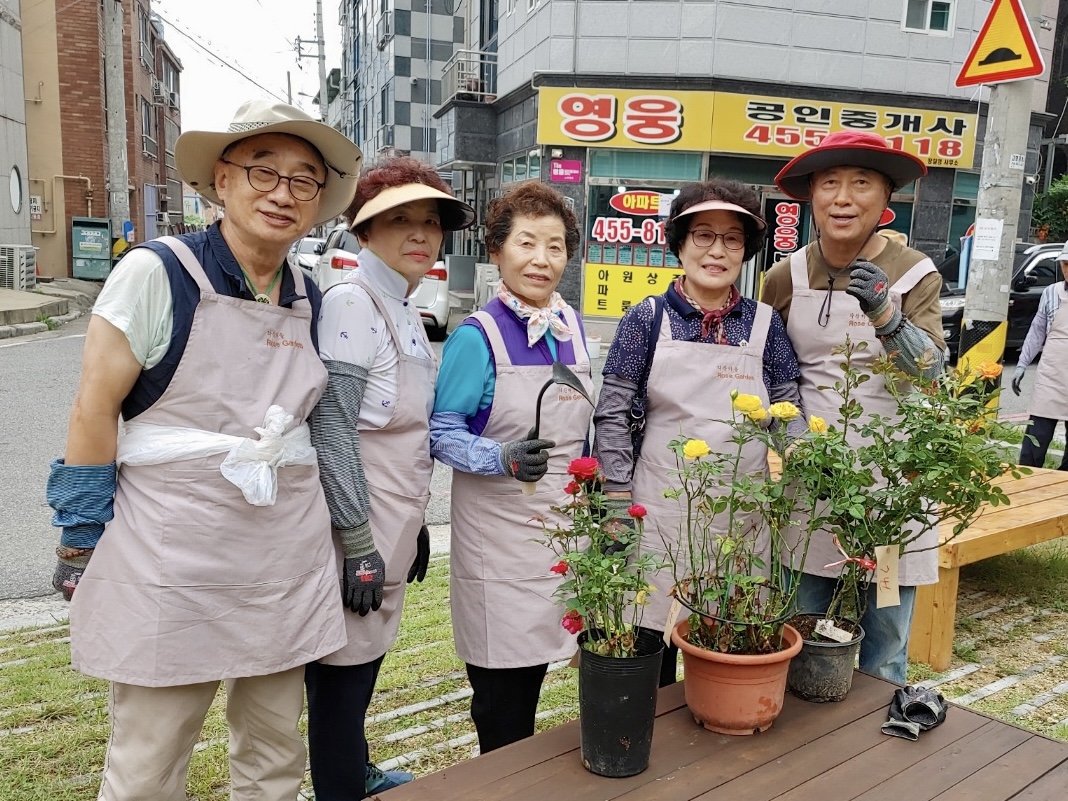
[343,551,386,616]
[52,547,93,601]
[407,525,430,583]
[1012,366,1025,396]
[847,260,893,319]
[500,438,555,482]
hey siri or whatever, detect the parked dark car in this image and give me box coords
[939,242,1063,356]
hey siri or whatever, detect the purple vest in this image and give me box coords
[462,298,584,435]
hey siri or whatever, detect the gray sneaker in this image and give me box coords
[365,762,414,795]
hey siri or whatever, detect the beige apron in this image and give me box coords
[632,298,774,631]
[450,307,595,669]
[319,277,436,666]
[70,237,346,687]
[1029,283,1068,420]
[784,246,938,585]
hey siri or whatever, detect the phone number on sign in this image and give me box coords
[591,217,666,245]
[743,125,966,165]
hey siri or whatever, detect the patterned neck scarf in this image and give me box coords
[674,277,740,344]
[497,282,573,347]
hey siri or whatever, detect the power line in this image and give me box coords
[152,11,288,103]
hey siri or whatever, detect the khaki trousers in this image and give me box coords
[97,666,306,801]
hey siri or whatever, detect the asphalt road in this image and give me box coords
[0,315,1035,601]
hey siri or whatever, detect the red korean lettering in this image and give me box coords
[622,96,683,145]
[559,93,617,141]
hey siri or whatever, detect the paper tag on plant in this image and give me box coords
[663,598,683,646]
[874,545,901,608]
[815,618,855,643]
[568,648,580,668]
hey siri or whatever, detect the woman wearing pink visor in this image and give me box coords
[592,179,806,686]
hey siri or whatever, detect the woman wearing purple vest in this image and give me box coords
[430,181,594,753]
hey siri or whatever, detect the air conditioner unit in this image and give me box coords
[168,90,180,109]
[155,212,169,225]
[0,245,37,291]
[151,79,166,103]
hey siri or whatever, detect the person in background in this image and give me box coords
[1012,243,1068,470]
[592,178,805,687]
[306,156,475,800]
[763,130,945,683]
[46,100,361,801]
[430,181,594,753]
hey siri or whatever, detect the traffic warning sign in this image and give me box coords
[956,0,1045,87]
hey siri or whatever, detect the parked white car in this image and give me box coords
[313,224,451,340]
[290,236,325,271]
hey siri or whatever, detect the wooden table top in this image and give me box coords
[376,672,1068,801]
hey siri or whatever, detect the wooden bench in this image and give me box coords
[769,456,1068,672]
[908,466,1068,671]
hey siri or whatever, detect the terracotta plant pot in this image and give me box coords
[670,619,802,735]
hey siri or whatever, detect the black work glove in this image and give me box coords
[500,438,555,483]
[1012,366,1025,397]
[52,548,93,602]
[343,551,386,616]
[881,685,948,740]
[599,497,637,555]
[407,525,430,583]
[847,260,893,318]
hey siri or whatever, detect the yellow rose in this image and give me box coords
[977,361,1003,380]
[635,590,649,605]
[809,415,828,434]
[768,401,800,420]
[747,407,768,422]
[683,439,712,459]
[732,393,763,413]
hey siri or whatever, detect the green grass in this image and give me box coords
[963,541,1068,607]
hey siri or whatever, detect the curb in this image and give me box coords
[0,309,83,340]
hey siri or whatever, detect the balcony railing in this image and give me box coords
[442,50,498,105]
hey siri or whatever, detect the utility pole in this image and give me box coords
[958,0,1045,372]
[295,0,330,122]
[102,0,130,244]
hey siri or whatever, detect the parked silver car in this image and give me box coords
[314,223,451,340]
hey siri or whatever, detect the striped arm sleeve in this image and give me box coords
[429,411,506,475]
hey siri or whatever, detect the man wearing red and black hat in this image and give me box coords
[764,131,945,683]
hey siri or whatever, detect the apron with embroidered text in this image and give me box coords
[1029,283,1068,420]
[70,236,345,687]
[450,307,595,669]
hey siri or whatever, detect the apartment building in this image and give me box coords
[433,0,1060,316]
[23,0,183,278]
[1,0,32,266]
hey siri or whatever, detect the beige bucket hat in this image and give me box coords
[351,183,476,232]
[175,100,363,225]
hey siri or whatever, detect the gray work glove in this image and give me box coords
[880,686,948,741]
[847,260,893,319]
[599,497,637,555]
[1012,366,1026,396]
[500,438,555,483]
[52,547,92,602]
[407,525,430,584]
[343,551,386,616]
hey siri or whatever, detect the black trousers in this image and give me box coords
[1020,416,1068,470]
[305,656,385,801]
[465,662,548,753]
[659,642,679,687]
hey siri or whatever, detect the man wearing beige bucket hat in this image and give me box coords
[763,130,945,684]
[46,100,363,800]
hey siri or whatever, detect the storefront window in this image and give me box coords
[589,150,703,181]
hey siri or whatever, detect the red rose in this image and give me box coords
[627,504,647,519]
[549,560,568,575]
[564,480,581,496]
[567,457,600,481]
[561,609,584,634]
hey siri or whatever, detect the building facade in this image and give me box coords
[339,0,467,164]
[1,0,33,262]
[436,0,1060,317]
[23,0,182,279]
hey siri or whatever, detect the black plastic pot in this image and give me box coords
[787,614,865,703]
[578,628,664,777]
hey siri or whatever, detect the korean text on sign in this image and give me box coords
[583,263,683,319]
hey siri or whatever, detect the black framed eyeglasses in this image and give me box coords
[221,159,326,201]
[689,229,746,251]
